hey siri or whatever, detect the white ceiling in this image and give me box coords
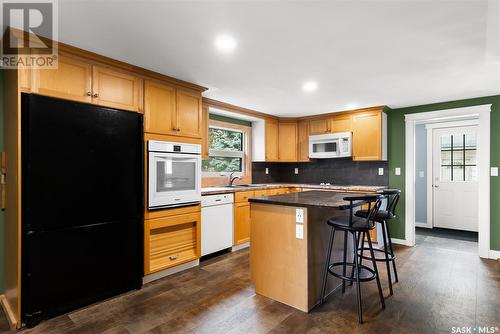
[56,0,500,117]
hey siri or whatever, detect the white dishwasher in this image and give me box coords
[201,193,234,256]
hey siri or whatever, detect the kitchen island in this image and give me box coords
[249,190,368,312]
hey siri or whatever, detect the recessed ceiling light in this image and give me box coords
[215,35,237,53]
[302,81,318,93]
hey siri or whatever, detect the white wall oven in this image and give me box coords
[148,141,201,210]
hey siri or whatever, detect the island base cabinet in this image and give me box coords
[250,203,348,312]
[234,202,251,245]
[144,212,201,275]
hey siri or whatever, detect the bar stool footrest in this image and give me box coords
[328,262,377,283]
[357,247,396,262]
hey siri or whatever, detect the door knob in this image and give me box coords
[433,185,439,188]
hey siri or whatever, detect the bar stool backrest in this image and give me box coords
[343,194,384,228]
[378,189,401,217]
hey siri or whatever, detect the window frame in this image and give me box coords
[201,119,252,185]
[203,125,245,177]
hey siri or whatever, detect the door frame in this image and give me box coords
[404,104,491,258]
[422,120,480,229]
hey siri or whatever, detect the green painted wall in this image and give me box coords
[209,114,252,127]
[387,94,500,251]
[0,70,4,292]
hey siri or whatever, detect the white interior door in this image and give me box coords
[432,126,478,232]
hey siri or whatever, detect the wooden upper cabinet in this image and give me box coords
[92,66,141,112]
[297,120,310,162]
[265,118,279,161]
[144,80,177,135]
[176,89,202,138]
[278,121,298,162]
[352,111,382,161]
[331,114,352,133]
[32,54,92,103]
[309,118,331,135]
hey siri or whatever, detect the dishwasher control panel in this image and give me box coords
[201,193,234,207]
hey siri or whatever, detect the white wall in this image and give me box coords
[415,124,427,224]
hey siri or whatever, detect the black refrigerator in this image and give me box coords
[21,94,143,327]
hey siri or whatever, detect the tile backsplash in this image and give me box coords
[252,158,388,186]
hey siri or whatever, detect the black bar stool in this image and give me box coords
[354,189,401,295]
[320,194,385,324]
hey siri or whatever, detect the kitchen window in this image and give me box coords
[202,126,245,174]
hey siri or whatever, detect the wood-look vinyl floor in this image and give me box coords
[1,234,498,334]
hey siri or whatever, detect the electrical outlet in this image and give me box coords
[265,167,269,175]
[296,208,304,223]
[296,224,304,239]
[395,167,401,176]
[378,168,384,176]
[294,168,299,174]
[491,167,498,177]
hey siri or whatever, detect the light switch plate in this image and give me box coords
[378,168,384,176]
[296,224,304,239]
[395,168,401,176]
[491,167,499,177]
[419,171,425,178]
[294,168,299,174]
[265,168,269,175]
[296,208,304,223]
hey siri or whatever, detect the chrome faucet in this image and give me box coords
[228,171,242,186]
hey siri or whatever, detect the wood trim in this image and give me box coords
[202,97,278,120]
[0,295,17,330]
[201,119,252,187]
[300,106,386,121]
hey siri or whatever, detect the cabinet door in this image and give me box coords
[265,118,279,161]
[144,212,201,274]
[176,89,202,138]
[278,122,298,161]
[352,111,382,161]
[309,118,330,135]
[297,120,310,162]
[144,80,177,135]
[92,65,141,112]
[32,54,92,103]
[331,114,352,133]
[201,104,209,159]
[234,202,251,245]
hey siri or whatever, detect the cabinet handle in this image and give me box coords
[172,127,180,131]
[169,255,178,260]
[86,91,92,96]
[93,93,99,98]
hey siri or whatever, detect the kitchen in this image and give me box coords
[1,1,500,333]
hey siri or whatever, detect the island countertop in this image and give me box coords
[248,190,371,210]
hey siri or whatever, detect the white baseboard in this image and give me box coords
[489,250,500,260]
[142,259,199,285]
[391,238,412,247]
[232,241,250,252]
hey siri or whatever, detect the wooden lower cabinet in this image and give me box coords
[144,210,201,275]
[234,202,251,245]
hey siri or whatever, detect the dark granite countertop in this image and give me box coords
[202,183,386,195]
[248,190,372,210]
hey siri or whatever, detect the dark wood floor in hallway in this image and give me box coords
[1,234,498,334]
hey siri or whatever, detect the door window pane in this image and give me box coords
[202,157,242,173]
[439,133,477,182]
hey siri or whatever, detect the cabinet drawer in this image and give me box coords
[253,190,268,197]
[235,191,255,203]
[145,212,200,274]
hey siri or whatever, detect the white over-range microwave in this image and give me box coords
[309,132,352,159]
[148,140,202,210]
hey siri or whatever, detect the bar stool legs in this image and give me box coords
[320,226,335,304]
[384,220,399,283]
[381,220,394,295]
[352,232,363,323]
[367,235,386,310]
